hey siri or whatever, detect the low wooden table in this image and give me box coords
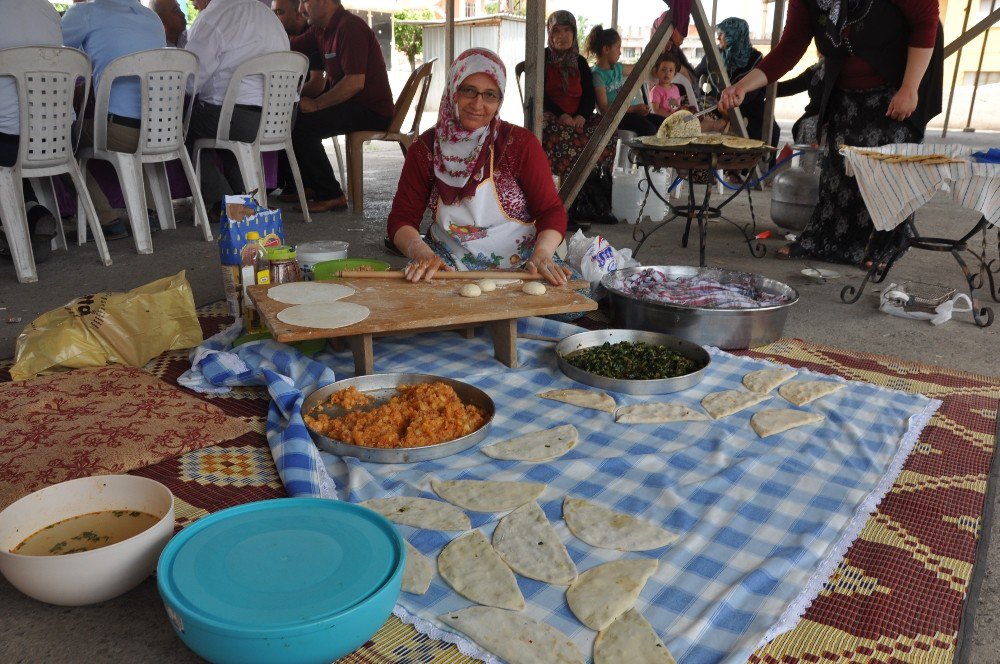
[248,277,596,375]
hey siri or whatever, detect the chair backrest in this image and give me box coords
[215,52,308,148]
[92,49,198,157]
[673,72,699,110]
[0,46,91,171]
[388,58,435,138]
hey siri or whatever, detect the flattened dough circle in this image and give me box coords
[277,302,370,329]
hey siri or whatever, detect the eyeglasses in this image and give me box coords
[456,86,502,104]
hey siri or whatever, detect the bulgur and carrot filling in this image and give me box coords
[305,382,487,449]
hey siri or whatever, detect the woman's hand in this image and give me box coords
[886,85,918,121]
[632,104,650,116]
[718,84,744,112]
[526,251,571,286]
[558,113,576,126]
[402,237,451,282]
[572,114,586,128]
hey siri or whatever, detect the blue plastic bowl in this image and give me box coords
[157,498,404,664]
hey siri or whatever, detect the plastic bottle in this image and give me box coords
[240,231,270,332]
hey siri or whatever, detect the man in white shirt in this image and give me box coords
[184,0,288,214]
[0,0,64,262]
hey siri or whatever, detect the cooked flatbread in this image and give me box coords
[482,424,578,462]
[701,389,770,419]
[594,609,676,664]
[538,389,616,413]
[276,302,370,329]
[656,111,701,139]
[563,497,677,551]
[640,135,695,147]
[267,282,355,305]
[431,479,546,512]
[359,496,470,531]
[402,541,433,595]
[615,403,708,424]
[492,502,577,585]
[743,368,797,394]
[692,133,727,145]
[438,531,524,610]
[566,559,658,631]
[778,380,845,406]
[440,607,584,664]
[721,136,765,149]
[751,409,825,437]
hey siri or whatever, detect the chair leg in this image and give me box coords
[347,135,364,214]
[231,145,264,206]
[143,162,176,230]
[178,151,213,241]
[30,176,68,251]
[331,137,347,200]
[66,164,112,266]
[108,153,153,254]
[76,158,89,246]
[284,144,311,223]
[0,167,37,283]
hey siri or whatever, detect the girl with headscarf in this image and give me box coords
[718,0,942,266]
[387,48,571,285]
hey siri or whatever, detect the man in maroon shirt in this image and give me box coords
[286,0,394,212]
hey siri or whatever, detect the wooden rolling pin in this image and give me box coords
[338,270,545,280]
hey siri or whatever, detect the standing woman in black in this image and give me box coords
[719,0,943,266]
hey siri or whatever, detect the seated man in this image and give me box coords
[287,0,394,212]
[271,0,324,98]
[150,0,188,48]
[184,0,288,216]
[62,0,167,241]
[0,0,68,262]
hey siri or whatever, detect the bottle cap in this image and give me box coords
[246,231,260,241]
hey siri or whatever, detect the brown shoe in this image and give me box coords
[276,188,314,203]
[297,195,347,213]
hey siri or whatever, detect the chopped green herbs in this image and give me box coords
[564,342,700,380]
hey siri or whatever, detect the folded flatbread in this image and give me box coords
[438,531,524,610]
[594,609,676,664]
[615,403,708,424]
[566,559,658,631]
[401,541,433,595]
[359,496,470,531]
[538,388,616,413]
[431,479,545,512]
[440,607,584,664]
[493,502,577,585]
[481,424,578,462]
[751,409,824,437]
[778,380,845,406]
[701,389,770,419]
[742,368,797,394]
[563,497,677,551]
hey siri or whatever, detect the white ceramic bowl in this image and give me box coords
[0,475,174,606]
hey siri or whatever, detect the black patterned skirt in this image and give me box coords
[541,114,616,178]
[798,86,924,266]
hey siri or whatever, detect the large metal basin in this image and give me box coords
[602,266,799,350]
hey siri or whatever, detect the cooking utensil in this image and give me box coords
[337,270,545,280]
[682,104,718,122]
[602,266,799,350]
[556,329,710,395]
[302,373,495,463]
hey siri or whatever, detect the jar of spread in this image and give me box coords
[266,245,301,285]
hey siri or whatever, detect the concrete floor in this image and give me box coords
[0,133,999,662]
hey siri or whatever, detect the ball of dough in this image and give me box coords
[459,283,482,298]
[522,281,547,296]
[477,278,497,293]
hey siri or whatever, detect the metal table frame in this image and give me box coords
[625,140,772,267]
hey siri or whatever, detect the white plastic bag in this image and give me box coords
[565,230,640,287]
[879,283,972,325]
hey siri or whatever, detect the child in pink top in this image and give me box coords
[649,53,684,116]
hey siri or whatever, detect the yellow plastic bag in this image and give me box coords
[11,272,203,381]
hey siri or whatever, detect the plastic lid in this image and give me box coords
[297,241,349,256]
[266,245,296,261]
[157,499,403,636]
[246,231,260,240]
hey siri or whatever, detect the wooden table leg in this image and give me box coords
[460,326,476,339]
[348,334,374,375]
[487,319,518,368]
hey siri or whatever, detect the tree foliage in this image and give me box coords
[394,9,433,72]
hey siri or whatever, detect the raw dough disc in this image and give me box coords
[277,302,370,329]
[460,284,482,298]
[268,282,356,305]
[523,282,547,295]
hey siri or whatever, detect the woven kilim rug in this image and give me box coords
[4,302,995,664]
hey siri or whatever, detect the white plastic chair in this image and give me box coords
[192,52,310,222]
[76,49,211,255]
[0,46,111,283]
[673,73,699,111]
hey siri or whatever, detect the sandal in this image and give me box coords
[775,242,809,260]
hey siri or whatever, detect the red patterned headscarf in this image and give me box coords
[433,47,507,205]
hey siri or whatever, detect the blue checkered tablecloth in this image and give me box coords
[310,319,940,664]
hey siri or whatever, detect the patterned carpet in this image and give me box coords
[4,302,996,663]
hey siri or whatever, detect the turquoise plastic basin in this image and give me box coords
[156,498,404,664]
